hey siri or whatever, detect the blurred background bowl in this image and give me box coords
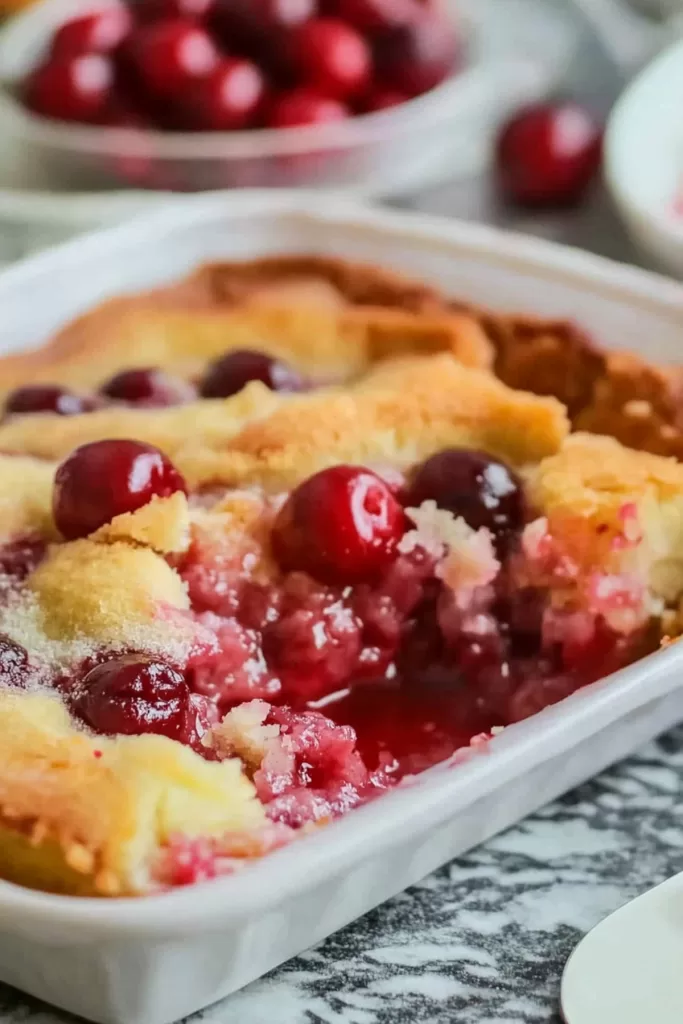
[0,0,549,196]
[605,34,683,277]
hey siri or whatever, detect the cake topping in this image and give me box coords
[5,385,99,418]
[100,367,197,408]
[76,655,191,741]
[200,349,305,399]
[52,439,188,540]
[405,448,525,552]
[271,465,406,584]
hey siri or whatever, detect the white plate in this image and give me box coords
[2,194,683,1024]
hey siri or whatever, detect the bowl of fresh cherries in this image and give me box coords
[0,0,547,194]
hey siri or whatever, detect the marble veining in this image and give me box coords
[0,726,681,1024]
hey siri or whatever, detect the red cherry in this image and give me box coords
[78,655,190,739]
[0,635,30,688]
[373,7,459,96]
[183,58,266,130]
[495,102,603,209]
[136,0,216,21]
[101,367,197,406]
[288,18,371,100]
[363,86,408,112]
[334,0,418,32]
[200,349,304,398]
[5,385,99,417]
[213,0,315,35]
[268,87,348,128]
[131,18,219,98]
[271,465,406,584]
[53,439,187,540]
[405,449,524,552]
[24,54,115,123]
[50,7,132,57]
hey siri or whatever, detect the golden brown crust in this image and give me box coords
[0,285,491,396]
[176,355,570,491]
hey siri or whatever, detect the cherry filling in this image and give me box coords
[4,385,100,418]
[0,447,652,841]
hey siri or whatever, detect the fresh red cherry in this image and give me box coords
[135,0,216,21]
[0,635,29,688]
[200,349,304,398]
[363,86,408,112]
[50,7,132,57]
[405,449,524,551]
[495,101,603,208]
[53,439,187,540]
[24,54,115,122]
[333,0,419,31]
[373,7,459,96]
[183,58,266,130]
[288,18,371,100]
[100,367,196,406]
[268,87,348,127]
[78,655,190,739]
[272,465,406,584]
[4,384,99,417]
[130,18,219,98]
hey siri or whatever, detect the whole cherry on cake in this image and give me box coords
[53,439,187,540]
[4,384,99,418]
[272,465,406,584]
[405,448,525,551]
[78,654,191,739]
[100,367,197,406]
[200,349,305,398]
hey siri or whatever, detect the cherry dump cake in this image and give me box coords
[0,255,682,897]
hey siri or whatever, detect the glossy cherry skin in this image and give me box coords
[4,384,98,417]
[100,367,197,406]
[53,439,188,540]
[362,86,408,112]
[272,465,406,584]
[183,58,266,130]
[50,7,132,57]
[495,102,603,209]
[405,449,525,550]
[24,54,115,123]
[200,349,304,398]
[0,635,30,688]
[130,18,219,98]
[136,0,216,21]
[268,87,348,127]
[288,18,371,100]
[78,655,190,739]
[333,0,419,32]
[373,7,459,96]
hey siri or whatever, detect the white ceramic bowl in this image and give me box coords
[2,193,683,1024]
[605,35,683,276]
[0,0,547,196]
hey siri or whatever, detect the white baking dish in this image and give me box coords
[1,194,683,1024]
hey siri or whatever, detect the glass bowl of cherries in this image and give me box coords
[0,0,546,194]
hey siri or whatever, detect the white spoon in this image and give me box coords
[561,872,683,1023]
